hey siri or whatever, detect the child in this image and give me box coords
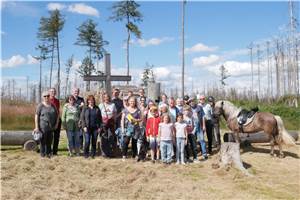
[146,106,160,163]
[158,114,175,164]
[183,105,199,163]
[174,113,187,165]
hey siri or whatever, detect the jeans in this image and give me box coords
[185,134,198,160]
[40,130,53,157]
[84,128,98,157]
[52,118,61,155]
[196,129,207,156]
[176,137,185,163]
[160,140,173,163]
[66,130,80,152]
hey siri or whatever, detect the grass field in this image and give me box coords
[1,132,300,199]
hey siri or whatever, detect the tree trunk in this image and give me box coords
[212,142,251,176]
[39,59,42,103]
[223,131,298,144]
[50,39,55,88]
[126,27,130,85]
[56,34,61,99]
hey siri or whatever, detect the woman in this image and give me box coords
[62,95,81,156]
[34,91,58,158]
[99,93,117,157]
[137,96,148,160]
[80,95,102,158]
[121,96,143,161]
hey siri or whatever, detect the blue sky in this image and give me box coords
[1,1,297,95]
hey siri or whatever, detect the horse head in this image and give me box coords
[214,100,225,118]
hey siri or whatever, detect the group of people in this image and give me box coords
[34,87,221,164]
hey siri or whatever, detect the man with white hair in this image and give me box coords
[176,98,184,113]
[198,95,213,155]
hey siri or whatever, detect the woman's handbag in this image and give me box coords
[32,130,43,141]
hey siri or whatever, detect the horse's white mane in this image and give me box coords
[215,100,241,119]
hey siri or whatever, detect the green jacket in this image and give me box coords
[61,103,80,132]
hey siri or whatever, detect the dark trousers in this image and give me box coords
[101,119,116,157]
[185,134,198,160]
[205,120,213,153]
[84,128,98,157]
[40,130,53,156]
[122,136,137,157]
[79,132,84,149]
[52,118,61,155]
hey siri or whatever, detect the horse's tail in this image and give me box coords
[274,115,296,146]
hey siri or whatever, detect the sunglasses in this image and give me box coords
[200,98,205,100]
[44,95,50,98]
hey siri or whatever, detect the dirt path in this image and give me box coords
[1,141,300,199]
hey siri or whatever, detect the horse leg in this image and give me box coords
[233,132,241,144]
[269,135,275,157]
[275,135,285,158]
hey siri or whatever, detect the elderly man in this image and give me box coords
[137,88,149,106]
[112,88,124,129]
[49,88,61,156]
[198,95,214,155]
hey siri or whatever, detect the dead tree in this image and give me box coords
[212,142,252,176]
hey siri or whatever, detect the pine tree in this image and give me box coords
[77,56,95,91]
[37,9,65,98]
[75,19,108,91]
[109,0,143,84]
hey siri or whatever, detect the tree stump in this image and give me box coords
[212,142,252,176]
[23,140,37,151]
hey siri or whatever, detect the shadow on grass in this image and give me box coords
[241,145,300,159]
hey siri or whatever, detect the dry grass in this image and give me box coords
[1,133,300,200]
[1,101,36,130]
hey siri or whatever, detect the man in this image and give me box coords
[49,88,61,156]
[137,88,149,106]
[169,97,179,124]
[198,95,213,155]
[190,97,208,160]
[176,98,184,113]
[73,88,84,108]
[208,96,221,149]
[111,88,124,129]
[72,88,85,149]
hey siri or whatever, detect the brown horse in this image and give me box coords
[214,100,296,158]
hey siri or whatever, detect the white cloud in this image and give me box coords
[204,59,271,78]
[47,3,66,11]
[185,43,218,54]
[192,54,220,67]
[0,55,26,68]
[136,37,174,47]
[1,30,5,35]
[67,3,99,17]
[27,54,39,65]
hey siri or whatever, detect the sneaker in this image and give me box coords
[203,155,208,160]
[181,162,186,165]
[176,161,180,165]
[122,156,126,162]
[193,159,200,163]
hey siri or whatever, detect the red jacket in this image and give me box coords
[146,117,160,137]
[50,97,60,113]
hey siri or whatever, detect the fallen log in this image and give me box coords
[212,142,252,176]
[223,131,298,143]
[1,131,37,151]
